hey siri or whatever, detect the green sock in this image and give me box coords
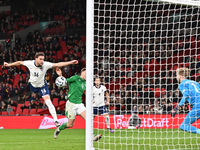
[59,122,67,131]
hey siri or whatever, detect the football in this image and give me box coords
[55,76,67,87]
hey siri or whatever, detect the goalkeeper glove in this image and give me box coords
[171,106,179,117]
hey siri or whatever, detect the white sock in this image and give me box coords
[45,99,58,122]
[104,115,110,129]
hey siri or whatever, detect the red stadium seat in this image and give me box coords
[50,28,55,35]
[15,109,22,115]
[25,101,30,107]
[3,69,8,74]
[77,52,81,57]
[22,109,29,115]
[126,78,131,84]
[59,15,64,20]
[53,98,59,107]
[12,106,16,112]
[15,104,23,115]
[154,88,161,98]
[2,111,8,116]
[192,73,200,81]
[54,15,59,20]
[13,74,20,88]
[40,98,44,103]
[197,55,200,62]
[37,109,44,113]
[43,28,50,36]
[57,51,63,59]
[173,102,178,108]
[21,74,26,79]
[81,36,86,43]
[29,109,37,115]
[59,101,65,105]
[21,52,26,57]
[120,78,125,84]
[70,18,77,25]
[9,111,15,116]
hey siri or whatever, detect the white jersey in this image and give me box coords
[93,85,107,107]
[23,60,53,87]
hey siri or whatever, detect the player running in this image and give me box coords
[4,52,78,127]
[171,67,200,134]
[54,68,102,141]
[93,77,113,132]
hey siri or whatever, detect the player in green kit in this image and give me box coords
[54,68,102,141]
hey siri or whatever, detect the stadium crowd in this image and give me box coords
[94,2,200,114]
[0,1,86,38]
[0,26,87,114]
[1,1,200,116]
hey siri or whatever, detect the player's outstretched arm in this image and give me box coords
[4,61,23,67]
[171,95,188,117]
[52,60,78,68]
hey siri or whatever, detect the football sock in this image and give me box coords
[105,116,110,129]
[197,129,200,134]
[45,99,58,122]
[59,122,67,131]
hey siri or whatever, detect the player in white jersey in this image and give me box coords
[93,77,114,132]
[4,52,78,127]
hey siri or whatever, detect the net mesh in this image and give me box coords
[93,0,200,149]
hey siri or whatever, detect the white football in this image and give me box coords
[55,76,67,87]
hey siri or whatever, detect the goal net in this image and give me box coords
[91,0,200,149]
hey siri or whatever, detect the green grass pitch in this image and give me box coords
[0,129,200,150]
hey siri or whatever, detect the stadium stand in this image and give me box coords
[1,1,200,117]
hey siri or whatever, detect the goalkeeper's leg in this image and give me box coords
[180,109,200,134]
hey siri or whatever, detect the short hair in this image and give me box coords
[94,76,101,81]
[35,52,45,58]
[176,67,189,78]
[81,68,86,72]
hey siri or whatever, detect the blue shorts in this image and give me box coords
[93,105,108,115]
[30,82,50,97]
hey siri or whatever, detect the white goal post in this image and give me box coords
[86,0,94,149]
[87,0,200,149]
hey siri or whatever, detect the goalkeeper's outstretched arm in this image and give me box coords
[171,91,189,117]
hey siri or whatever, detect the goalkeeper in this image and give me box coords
[171,67,200,134]
[54,68,102,141]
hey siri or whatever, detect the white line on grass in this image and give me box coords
[0,142,47,145]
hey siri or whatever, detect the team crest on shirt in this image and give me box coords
[82,83,85,89]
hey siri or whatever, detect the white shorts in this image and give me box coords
[65,101,86,119]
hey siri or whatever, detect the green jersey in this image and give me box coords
[66,75,86,104]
